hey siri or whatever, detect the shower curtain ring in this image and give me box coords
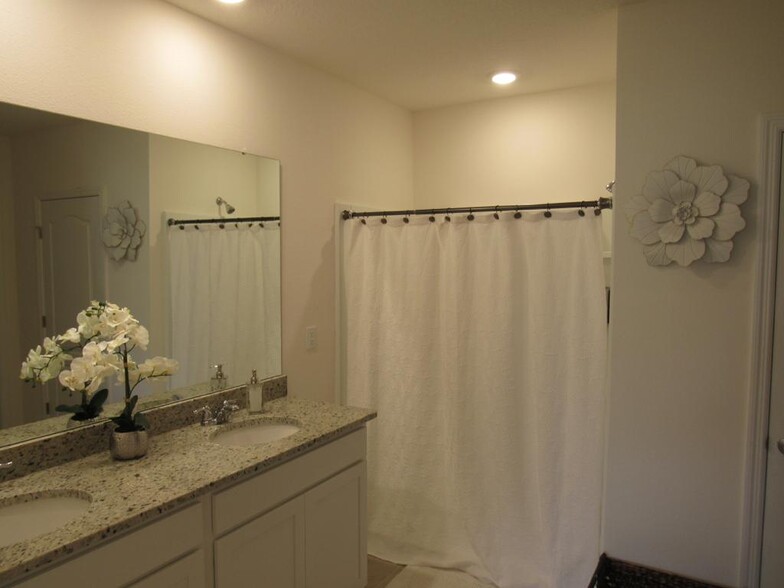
[445,208,451,222]
[493,205,500,220]
[514,207,522,219]
[467,208,475,221]
[381,215,388,224]
[403,211,410,223]
[361,218,367,225]
[429,210,436,223]
[578,201,586,217]
[544,203,552,218]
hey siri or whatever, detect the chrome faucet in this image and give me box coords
[0,461,13,470]
[216,400,240,424]
[194,400,240,426]
[194,405,216,426]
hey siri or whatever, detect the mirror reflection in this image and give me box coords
[0,101,281,446]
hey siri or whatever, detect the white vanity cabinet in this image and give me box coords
[7,427,367,588]
[12,503,205,588]
[212,429,367,588]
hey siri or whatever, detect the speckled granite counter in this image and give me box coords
[0,398,376,585]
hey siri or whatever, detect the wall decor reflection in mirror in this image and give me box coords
[0,101,281,447]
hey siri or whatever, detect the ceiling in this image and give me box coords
[163,0,621,111]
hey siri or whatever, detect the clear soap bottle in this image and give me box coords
[248,370,264,414]
[211,364,227,391]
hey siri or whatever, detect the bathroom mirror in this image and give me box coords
[0,101,281,447]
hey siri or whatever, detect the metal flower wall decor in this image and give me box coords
[102,200,146,261]
[626,156,749,266]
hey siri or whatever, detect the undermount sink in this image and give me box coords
[211,420,300,448]
[0,491,91,548]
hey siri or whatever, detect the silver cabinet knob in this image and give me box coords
[777,439,784,455]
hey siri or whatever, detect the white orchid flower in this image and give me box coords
[127,325,149,350]
[57,328,81,344]
[59,369,86,392]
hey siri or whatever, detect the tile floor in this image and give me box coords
[367,555,405,588]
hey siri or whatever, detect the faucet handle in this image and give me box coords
[222,400,240,411]
[194,405,216,426]
[216,400,240,424]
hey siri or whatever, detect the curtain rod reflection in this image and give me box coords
[342,197,613,221]
[167,216,280,229]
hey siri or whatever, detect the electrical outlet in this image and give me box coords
[305,326,317,350]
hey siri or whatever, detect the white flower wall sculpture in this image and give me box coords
[102,200,146,261]
[626,156,749,266]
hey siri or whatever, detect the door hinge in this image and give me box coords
[41,315,47,328]
[35,226,42,239]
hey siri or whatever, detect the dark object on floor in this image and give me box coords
[589,553,723,588]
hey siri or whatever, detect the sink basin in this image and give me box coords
[0,491,91,548]
[211,420,300,447]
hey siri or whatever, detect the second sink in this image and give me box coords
[211,419,300,447]
[0,491,91,548]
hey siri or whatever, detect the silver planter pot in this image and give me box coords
[109,429,149,460]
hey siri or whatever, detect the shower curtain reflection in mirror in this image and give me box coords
[168,222,281,390]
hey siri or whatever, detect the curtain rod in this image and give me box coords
[167,215,280,227]
[341,197,613,220]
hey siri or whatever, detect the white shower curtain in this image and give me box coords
[343,211,607,588]
[168,223,280,389]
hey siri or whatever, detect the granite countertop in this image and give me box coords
[0,398,376,585]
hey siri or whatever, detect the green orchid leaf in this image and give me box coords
[134,412,149,431]
[88,388,108,412]
[55,404,83,414]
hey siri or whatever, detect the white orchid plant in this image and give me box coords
[20,301,178,432]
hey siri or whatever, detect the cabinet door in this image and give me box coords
[214,496,305,588]
[129,550,206,588]
[304,462,366,588]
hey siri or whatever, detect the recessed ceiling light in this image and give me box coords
[217,0,245,4]
[491,72,517,85]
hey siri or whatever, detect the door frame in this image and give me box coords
[743,115,784,587]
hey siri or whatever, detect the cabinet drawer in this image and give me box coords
[13,503,203,588]
[129,550,206,588]
[213,428,366,536]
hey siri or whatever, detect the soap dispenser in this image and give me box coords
[211,364,227,391]
[248,370,263,413]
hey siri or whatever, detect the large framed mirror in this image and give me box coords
[0,101,281,446]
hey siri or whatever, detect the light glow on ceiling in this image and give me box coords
[217,0,245,4]
[491,72,517,85]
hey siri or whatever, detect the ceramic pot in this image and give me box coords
[110,429,149,460]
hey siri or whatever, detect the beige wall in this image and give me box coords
[605,1,784,585]
[413,82,616,280]
[414,82,616,208]
[0,0,414,402]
